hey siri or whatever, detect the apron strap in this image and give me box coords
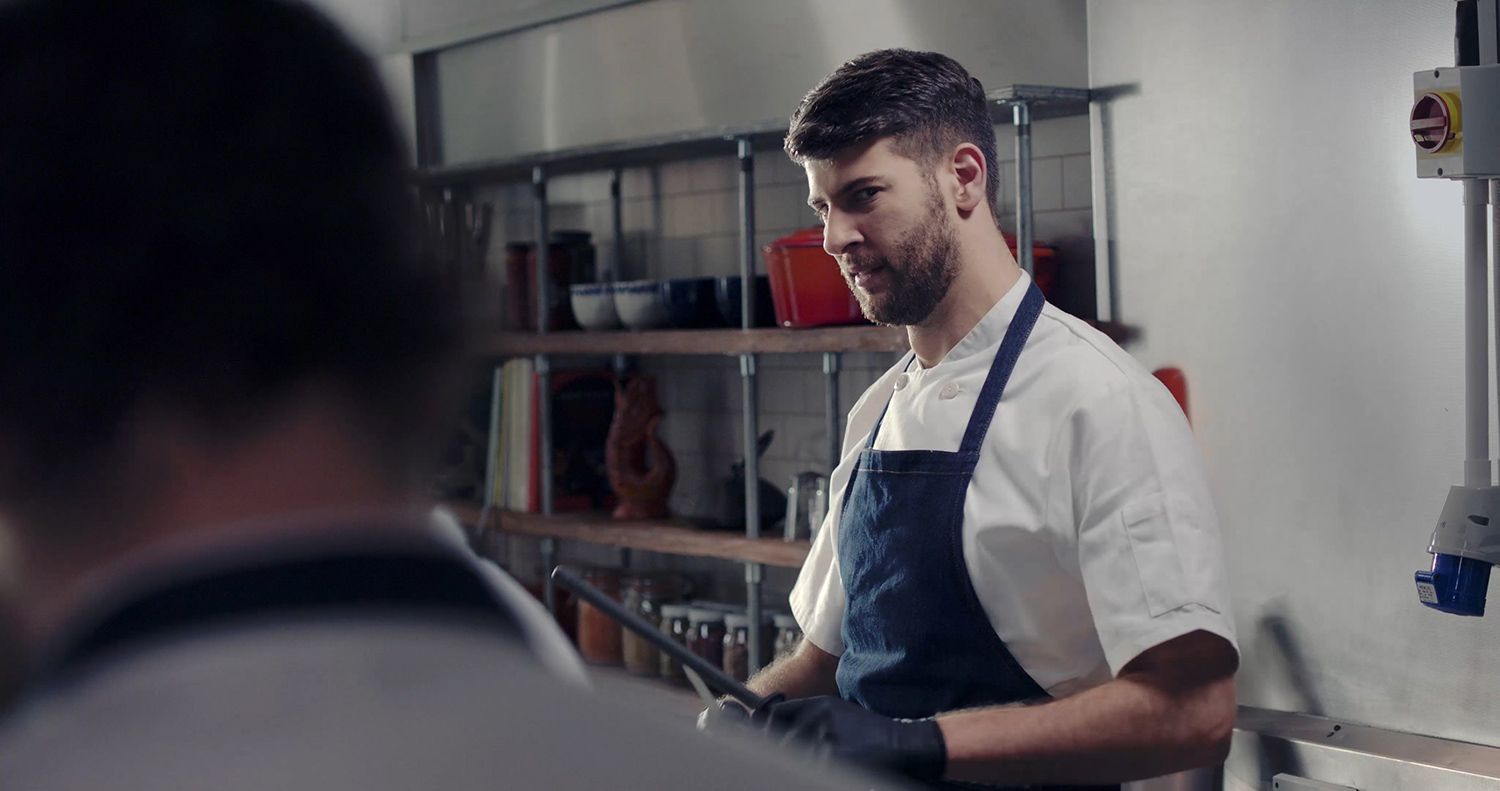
[958,282,1045,454]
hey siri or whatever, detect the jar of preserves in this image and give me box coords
[658,604,693,684]
[686,607,726,670]
[773,613,802,662]
[622,575,676,676]
[722,613,751,682]
[576,568,623,665]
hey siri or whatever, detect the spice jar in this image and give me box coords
[773,613,802,662]
[722,613,752,682]
[576,568,623,665]
[622,575,676,676]
[686,607,726,670]
[658,604,693,684]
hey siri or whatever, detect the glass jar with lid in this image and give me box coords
[657,604,693,684]
[772,613,802,662]
[722,613,752,682]
[686,607,726,670]
[576,568,623,666]
[621,575,677,676]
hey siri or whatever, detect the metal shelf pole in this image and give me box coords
[609,166,630,572]
[737,138,765,674]
[478,364,504,536]
[1014,102,1034,275]
[610,167,624,283]
[823,352,841,472]
[534,166,558,614]
[611,167,629,379]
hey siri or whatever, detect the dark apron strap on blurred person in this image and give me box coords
[30,525,525,698]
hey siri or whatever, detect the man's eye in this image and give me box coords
[853,187,880,203]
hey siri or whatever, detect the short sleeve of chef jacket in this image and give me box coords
[789,307,1236,688]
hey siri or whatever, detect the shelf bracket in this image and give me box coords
[1013,101,1034,275]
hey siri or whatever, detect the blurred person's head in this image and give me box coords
[787,49,1012,327]
[0,0,463,624]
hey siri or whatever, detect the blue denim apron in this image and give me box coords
[837,284,1118,791]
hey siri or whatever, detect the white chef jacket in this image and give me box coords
[789,272,1237,698]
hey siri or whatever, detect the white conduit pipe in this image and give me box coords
[1493,179,1500,483]
[1466,178,1491,488]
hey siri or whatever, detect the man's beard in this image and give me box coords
[842,192,959,327]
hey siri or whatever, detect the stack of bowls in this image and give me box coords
[715,275,777,328]
[569,276,779,332]
[613,280,671,331]
[660,277,724,329]
[569,283,621,331]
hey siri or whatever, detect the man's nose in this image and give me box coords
[823,209,862,257]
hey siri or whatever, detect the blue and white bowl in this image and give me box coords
[569,283,621,331]
[612,280,670,330]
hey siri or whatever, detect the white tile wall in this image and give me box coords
[1061,154,1092,210]
[1030,157,1064,212]
[993,114,1092,160]
[479,127,1091,607]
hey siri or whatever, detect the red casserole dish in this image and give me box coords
[763,228,866,328]
[763,227,1061,329]
[1002,232,1059,300]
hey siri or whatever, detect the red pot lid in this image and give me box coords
[767,227,827,249]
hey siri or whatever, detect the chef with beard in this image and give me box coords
[731,49,1241,791]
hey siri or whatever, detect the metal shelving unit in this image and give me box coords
[423,85,1092,677]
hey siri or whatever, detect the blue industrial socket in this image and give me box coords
[1416,553,1491,616]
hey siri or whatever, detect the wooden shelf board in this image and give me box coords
[445,501,810,568]
[483,325,909,357]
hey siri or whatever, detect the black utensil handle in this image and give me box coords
[550,565,768,710]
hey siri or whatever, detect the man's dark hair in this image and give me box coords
[0,0,462,530]
[785,49,999,220]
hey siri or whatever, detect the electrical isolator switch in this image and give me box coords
[1413,64,1500,178]
[1410,91,1460,154]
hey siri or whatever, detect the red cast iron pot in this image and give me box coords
[762,228,866,328]
[1001,232,1059,299]
[763,228,1061,329]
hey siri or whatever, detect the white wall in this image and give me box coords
[1088,0,1500,745]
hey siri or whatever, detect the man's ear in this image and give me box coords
[950,143,988,215]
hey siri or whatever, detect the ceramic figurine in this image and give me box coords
[605,376,675,519]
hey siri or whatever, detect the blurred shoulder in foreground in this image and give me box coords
[0,1,901,788]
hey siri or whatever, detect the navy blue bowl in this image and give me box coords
[660,278,725,329]
[715,275,776,328]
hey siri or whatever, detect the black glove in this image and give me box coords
[697,693,785,732]
[767,695,947,781]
